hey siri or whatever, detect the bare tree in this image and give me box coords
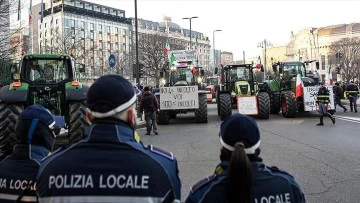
[135,33,185,85]
[330,37,360,82]
[39,27,98,79]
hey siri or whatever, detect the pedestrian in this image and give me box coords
[186,113,305,203]
[140,86,160,135]
[345,80,359,113]
[316,82,335,126]
[0,105,64,202]
[36,75,181,203]
[333,82,347,112]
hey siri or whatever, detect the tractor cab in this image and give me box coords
[222,64,257,97]
[168,62,205,89]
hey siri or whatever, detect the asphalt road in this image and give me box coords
[137,103,360,202]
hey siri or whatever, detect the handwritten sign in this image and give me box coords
[303,86,335,111]
[167,50,196,62]
[160,86,199,110]
[237,96,258,115]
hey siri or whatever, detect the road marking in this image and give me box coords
[333,115,360,124]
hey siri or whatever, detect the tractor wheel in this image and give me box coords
[281,91,297,118]
[219,93,232,120]
[257,92,270,119]
[157,110,170,125]
[0,103,23,154]
[270,93,281,114]
[195,94,208,123]
[68,101,91,144]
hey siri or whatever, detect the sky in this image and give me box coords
[29,0,360,60]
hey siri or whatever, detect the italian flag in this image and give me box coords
[295,68,303,99]
[194,38,199,50]
[164,40,170,54]
[328,64,333,85]
[170,53,176,65]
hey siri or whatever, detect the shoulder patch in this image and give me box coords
[268,166,294,178]
[149,145,174,160]
[191,174,217,194]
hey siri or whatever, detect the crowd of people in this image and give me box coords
[1,74,359,202]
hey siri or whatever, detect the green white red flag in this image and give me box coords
[194,38,199,50]
[29,0,32,23]
[295,68,303,99]
[164,40,170,54]
[328,64,333,85]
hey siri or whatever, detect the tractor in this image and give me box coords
[267,61,335,118]
[205,76,220,102]
[0,54,90,154]
[155,61,208,125]
[216,64,271,120]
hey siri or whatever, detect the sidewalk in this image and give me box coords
[135,113,146,129]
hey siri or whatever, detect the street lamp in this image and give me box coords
[182,16,198,49]
[257,39,272,79]
[213,29,222,74]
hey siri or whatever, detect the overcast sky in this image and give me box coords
[30,0,360,60]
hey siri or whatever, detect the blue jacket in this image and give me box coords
[186,161,305,203]
[0,144,50,203]
[36,121,181,203]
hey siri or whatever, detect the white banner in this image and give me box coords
[303,86,335,111]
[237,96,258,115]
[168,50,196,62]
[159,86,199,110]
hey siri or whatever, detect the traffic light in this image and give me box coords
[139,64,144,78]
[335,66,340,74]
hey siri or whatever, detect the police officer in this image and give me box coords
[345,80,359,113]
[316,82,335,126]
[140,86,159,135]
[186,113,305,203]
[333,82,347,112]
[0,105,63,202]
[36,75,181,203]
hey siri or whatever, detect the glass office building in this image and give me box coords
[39,0,132,79]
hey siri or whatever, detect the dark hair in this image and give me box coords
[144,86,150,91]
[221,142,252,203]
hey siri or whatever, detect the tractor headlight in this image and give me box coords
[161,78,166,84]
[12,73,20,80]
[197,77,202,83]
[170,66,177,71]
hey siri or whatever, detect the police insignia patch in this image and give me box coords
[191,174,216,193]
[149,145,174,160]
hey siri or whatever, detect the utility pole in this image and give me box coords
[243,51,245,64]
[258,39,272,80]
[134,0,139,86]
[213,29,222,74]
[183,17,198,49]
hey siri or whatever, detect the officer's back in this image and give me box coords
[36,75,181,203]
[0,105,62,203]
[186,114,305,203]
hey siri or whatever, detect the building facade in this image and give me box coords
[221,51,234,65]
[38,0,132,79]
[134,16,211,71]
[210,49,221,71]
[261,45,287,69]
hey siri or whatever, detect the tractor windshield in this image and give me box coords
[171,68,194,85]
[226,67,250,82]
[206,77,218,85]
[23,58,71,84]
[283,63,306,77]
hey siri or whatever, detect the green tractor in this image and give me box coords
[0,54,90,154]
[267,61,334,118]
[156,62,208,125]
[216,64,271,120]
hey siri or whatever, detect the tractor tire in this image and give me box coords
[281,91,297,118]
[195,94,208,123]
[219,93,232,120]
[68,102,91,144]
[257,92,270,119]
[270,93,281,114]
[0,103,23,154]
[169,111,177,119]
[157,110,170,125]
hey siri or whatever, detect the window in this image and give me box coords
[56,19,59,25]
[98,24,102,32]
[78,21,85,29]
[107,26,110,33]
[85,3,93,10]
[94,5,100,12]
[45,23,47,28]
[102,7,109,14]
[39,33,42,38]
[75,1,83,8]
[321,55,326,70]
[64,19,75,27]
[90,23,94,31]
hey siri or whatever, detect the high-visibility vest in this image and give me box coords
[317,95,330,103]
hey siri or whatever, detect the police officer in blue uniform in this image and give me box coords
[36,75,181,203]
[0,105,63,202]
[186,113,305,203]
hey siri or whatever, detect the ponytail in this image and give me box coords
[228,142,252,203]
